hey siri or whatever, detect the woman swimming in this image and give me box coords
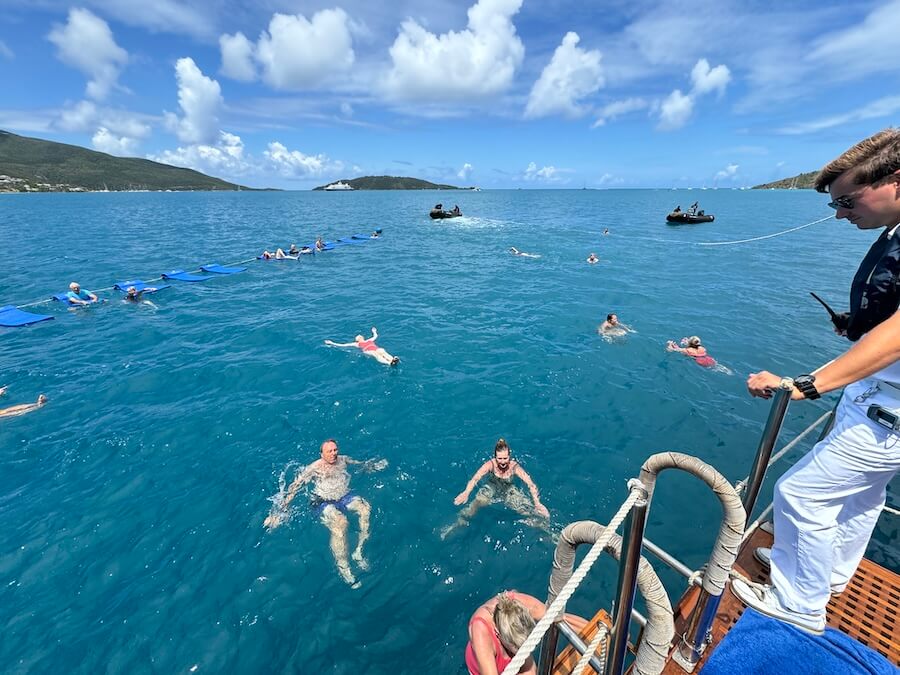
[325,327,400,366]
[667,335,717,367]
[261,248,298,260]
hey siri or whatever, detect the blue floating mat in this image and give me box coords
[308,242,335,251]
[351,234,371,240]
[113,280,171,293]
[161,269,213,282]
[51,293,102,305]
[0,304,54,327]
[701,608,897,675]
[337,236,364,244]
[201,264,246,275]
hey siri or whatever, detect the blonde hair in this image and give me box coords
[493,592,535,654]
[814,128,900,193]
[687,336,702,348]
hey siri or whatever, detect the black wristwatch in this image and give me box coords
[793,374,820,400]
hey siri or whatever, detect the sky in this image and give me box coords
[1,0,899,189]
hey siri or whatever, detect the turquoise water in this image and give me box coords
[1,189,896,673]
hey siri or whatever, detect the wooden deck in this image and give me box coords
[552,527,899,674]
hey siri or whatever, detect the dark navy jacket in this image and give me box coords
[846,227,900,341]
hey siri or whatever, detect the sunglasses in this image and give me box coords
[827,195,856,211]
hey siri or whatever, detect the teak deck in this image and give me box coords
[552,527,899,674]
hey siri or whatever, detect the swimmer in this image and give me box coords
[443,438,549,539]
[603,228,610,235]
[288,243,300,255]
[0,393,48,419]
[124,286,158,307]
[509,247,540,259]
[261,248,297,260]
[300,245,314,254]
[67,282,97,305]
[667,335,717,367]
[465,591,587,675]
[586,252,599,264]
[315,237,326,252]
[371,231,380,239]
[325,327,400,366]
[599,313,634,337]
[264,439,387,588]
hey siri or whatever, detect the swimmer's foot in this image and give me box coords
[390,357,400,366]
[439,519,466,540]
[337,564,360,588]
[352,548,370,571]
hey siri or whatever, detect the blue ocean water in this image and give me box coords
[0,189,896,673]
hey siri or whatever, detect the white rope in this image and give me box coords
[696,214,833,247]
[884,505,900,516]
[571,623,609,675]
[500,489,643,675]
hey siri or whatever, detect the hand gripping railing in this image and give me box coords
[500,487,644,675]
[543,520,675,675]
[637,453,746,672]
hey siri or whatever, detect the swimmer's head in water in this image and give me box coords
[683,336,702,348]
[37,394,48,405]
[494,438,511,469]
[607,313,617,324]
[355,335,365,343]
[494,593,535,655]
[69,282,80,291]
[320,439,339,463]
[127,286,137,296]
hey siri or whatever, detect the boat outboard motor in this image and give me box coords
[845,230,900,341]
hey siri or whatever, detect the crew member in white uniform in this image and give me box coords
[734,128,900,634]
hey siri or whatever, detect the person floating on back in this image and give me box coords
[67,282,97,305]
[325,327,399,366]
[0,389,48,419]
[509,247,540,259]
[667,335,716,367]
[261,248,297,260]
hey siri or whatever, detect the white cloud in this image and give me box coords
[690,58,730,96]
[47,8,128,100]
[777,95,900,135]
[78,0,213,40]
[714,163,739,181]
[597,173,623,187]
[658,89,693,131]
[383,0,525,102]
[524,161,561,182]
[58,100,99,132]
[219,32,256,82]
[0,40,13,60]
[340,102,354,117]
[264,141,343,178]
[149,131,251,177]
[525,32,603,119]
[92,127,139,156]
[458,162,473,180]
[809,0,900,80]
[254,10,355,90]
[592,97,647,127]
[164,58,223,145]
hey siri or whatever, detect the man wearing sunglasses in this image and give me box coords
[734,128,900,635]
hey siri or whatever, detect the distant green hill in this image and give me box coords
[313,175,460,190]
[752,171,819,190]
[0,130,248,191]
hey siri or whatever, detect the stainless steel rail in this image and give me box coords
[608,493,649,675]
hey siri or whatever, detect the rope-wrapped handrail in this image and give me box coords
[549,520,674,675]
[500,489,643,675]
[639,452,745,597]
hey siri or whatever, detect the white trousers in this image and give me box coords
[770,381,900,615]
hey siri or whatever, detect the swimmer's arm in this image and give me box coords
[370,327,378,340]
[324,340,356,348]
[515,466,548,515]
[282,464,316,507]
[454,461,491,504]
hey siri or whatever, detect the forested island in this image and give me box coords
[0,130,248,192]
[313,176,462,190]
[752,171,818,190]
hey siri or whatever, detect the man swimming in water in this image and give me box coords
[264,439,387,588]
[509,247,540,259]
[599,313,633,338]
[0,391,48,419]
[586,252,599,264]
[443,438,549,539]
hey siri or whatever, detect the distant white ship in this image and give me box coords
[324,181,354,191]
